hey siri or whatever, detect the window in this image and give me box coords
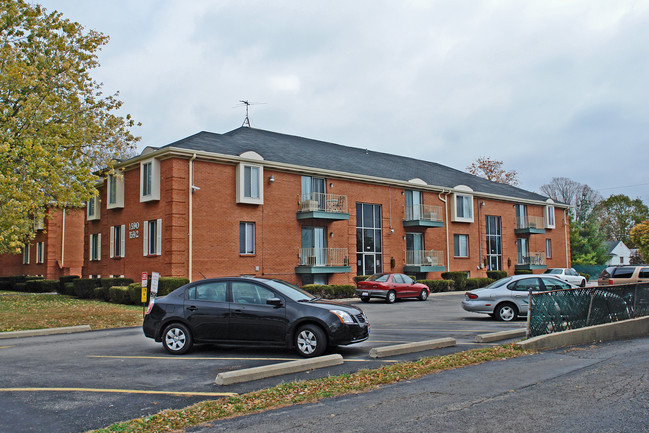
[545,205,556,229]
[301,226,326,265]
[356,203,382,275]
[541,278,570,291]
[454,234,469,258]
[188,282,228,302]
[232,282,275,305]
[143,219,162,256]
[240,222,255,255]
[546,239,552,259]
[107,173,124,209]
[452,193,474,222]
[485,215,502,270]
[22,244,30,265]
[90,233,101,261]
[36,242,44,264]
[34,216,45,231]
[140,158,160,202]
[517,237,529,264]
[87,196,100,220]
[515,204,528,229]
[406,232,424,265]
[405,190,423,220]
[236,163,264,204]
[510,278,541,291]
[110,225,125,258]
[639,268,649,278]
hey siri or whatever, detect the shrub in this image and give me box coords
[58,275,80,294]
[417,279,453,293]
[73,278,102,299]
[128,283,144,305]
[441,272,468,291]
[157,277,189,296]
[514,270,533,275]
[0,277,11,290]
[7,276,27,290]
[63,282,75,296]
[109,286,132,305]
[579,272,590,281]
[486,270,508,280]
[302,284,356,299]
[93,287,105,300]
[25,279,59,293]
[14,283,26,292]
[465,278,495,290]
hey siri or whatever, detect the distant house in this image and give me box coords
[604,241,631,265]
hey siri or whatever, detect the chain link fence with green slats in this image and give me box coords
[528,283,649,337]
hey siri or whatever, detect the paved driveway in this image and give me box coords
[0,292,526,433]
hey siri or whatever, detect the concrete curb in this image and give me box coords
[0,325,92,340]
[369,337,456,358]
[516,316,649,351]
[215,354,344,385]
[475,328,526,343]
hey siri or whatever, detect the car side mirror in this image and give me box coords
[266,297,283,307]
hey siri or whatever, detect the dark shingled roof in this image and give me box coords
[158,127,550,202]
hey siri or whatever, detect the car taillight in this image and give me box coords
[466,293,478,299]
[609,279,614,285]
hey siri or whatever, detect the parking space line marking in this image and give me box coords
[0,387,237,397]
[0,346,12,349]
[89,355,300,361]
[344,359,399,363]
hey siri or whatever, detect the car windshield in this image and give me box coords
[544,269,562,274]
[264,279,316,302]
[366,274,389,282]
[483,277,513,289]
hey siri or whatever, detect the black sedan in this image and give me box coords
[142,277,369,357]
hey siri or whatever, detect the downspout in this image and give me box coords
[61,208,66,269]
[564,209,569,267]
[438,190,450,271]
[189,154,197,282]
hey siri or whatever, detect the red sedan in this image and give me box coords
[355,273,430,303]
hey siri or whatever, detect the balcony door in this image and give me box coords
[517,237,529,264]
[301,176,325,200]
[405,190,422,220]
[515,204,527,228]
[406,232,424,264]
[302,227,326,265]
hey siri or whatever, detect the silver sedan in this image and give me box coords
[462,274,575,322]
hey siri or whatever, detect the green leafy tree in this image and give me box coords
[569,215,608,265]
[595,195,649,247]
[0,0,139,253]
[630,220,649,263]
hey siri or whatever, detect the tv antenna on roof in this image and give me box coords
[234,100,265,127]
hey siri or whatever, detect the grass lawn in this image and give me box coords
[0,292,143,332]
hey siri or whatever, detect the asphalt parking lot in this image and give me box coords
[0,292,528,433]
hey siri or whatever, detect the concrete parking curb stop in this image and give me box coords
[369,337,456,358]
[0,325,91,340]
[516,316,649,351]
[474,328,526,343]
[215,354,344,385]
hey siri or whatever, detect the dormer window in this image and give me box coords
[106,173,124,209]
[451,185,474,223]
[87,196,100,221]
[140,158,160,202]
[236,162,264,205]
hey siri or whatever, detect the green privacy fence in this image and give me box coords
[572,265,607,281]
[528,283,649,337]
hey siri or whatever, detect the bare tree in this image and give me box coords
[540,177,602,223]
[466,157,519,186]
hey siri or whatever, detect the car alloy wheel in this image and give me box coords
[296,325,326,357]
[162,323,193,355]
[385,290,396,304]
[495,303,517,322]
[418,289,428,301]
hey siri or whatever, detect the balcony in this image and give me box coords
[297,193,349,221]
[515,252,547,271]
[515,216,546,235]
[295,248,351,274]
[403,249,445,273]
[403,204,444,228]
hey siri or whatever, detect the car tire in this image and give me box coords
[162,323,193,355]
[360,296,370,303]
[418,289,429,301]
[385,290,396,304]
[295,325,327,358]
[494,303,518,322]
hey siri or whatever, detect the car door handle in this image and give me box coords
[187,306,198,311]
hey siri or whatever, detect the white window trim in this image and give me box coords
[544,205,556,229]
[451,193,474,223]
[87,196,100,221]
[546,239,552,259]
[23,244,31,265]
[110,225,126,258]
[236,162,264,205]
[34,216,45,231]
[106,173,125,209]
[140,158,160,202]
[143,219,162,256]
[240,222,256,255]
[89,233,102,261]
[36,242,45,264]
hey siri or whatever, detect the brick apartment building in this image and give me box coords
[0,208,85,279]
[0,127,570,284]
[80,126,570,285]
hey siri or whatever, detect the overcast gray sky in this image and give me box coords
[38,0,649,202]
